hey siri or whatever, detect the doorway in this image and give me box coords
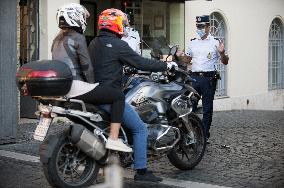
[18,0,40,118]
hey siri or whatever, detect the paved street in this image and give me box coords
[0,110,283,188]
[147,110,284,188]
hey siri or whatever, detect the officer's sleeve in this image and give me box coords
[185,42,193,57]
[134,31,141,55]
[76,34,94,83]
[119,42,167,72]
[214,39,220,59]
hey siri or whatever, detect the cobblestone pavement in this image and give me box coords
[147,110,284,188]
[0,110,283,188]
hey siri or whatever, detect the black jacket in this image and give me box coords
[52,30,94,83]
[88,30,167,89]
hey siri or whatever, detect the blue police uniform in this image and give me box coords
[185,15,222,140]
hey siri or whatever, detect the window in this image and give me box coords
[210,12,227,97]
[124,1,142,34]
[268,18,284,90]
[124,1,185,58]
[81,1,97,45]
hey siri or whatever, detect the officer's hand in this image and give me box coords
[217,39,225,54]
[166,61,178,72]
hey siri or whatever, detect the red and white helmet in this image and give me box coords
[56,3,90,32]
[98,8,129,36]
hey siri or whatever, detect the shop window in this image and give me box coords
[123,0,184,59]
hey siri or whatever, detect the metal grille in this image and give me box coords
[18,0,39,118]
[268,18,283,90]
[18,0,39,66]
[210,12,227,96]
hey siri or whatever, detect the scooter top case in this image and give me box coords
[16,60,73,97]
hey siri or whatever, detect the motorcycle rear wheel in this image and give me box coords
[41,132,100,188]
[167,113,206,170]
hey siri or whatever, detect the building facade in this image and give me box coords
[38,0,284,110]
[0,0,283,142]
[1,0,284,142]
[184,0,284,110]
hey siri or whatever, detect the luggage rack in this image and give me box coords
[34,96,105,123]
[33,96,88,113]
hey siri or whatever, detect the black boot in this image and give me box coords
[134,169,163,182]
[206,132,211,145]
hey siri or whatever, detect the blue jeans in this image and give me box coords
[101,102,148,169]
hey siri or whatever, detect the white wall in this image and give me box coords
[39,0,79,60]
[185,0,284,110]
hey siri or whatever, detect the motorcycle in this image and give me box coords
[16,47,206,188]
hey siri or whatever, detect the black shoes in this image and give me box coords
[134,170,163,182]
[206,132,211,144]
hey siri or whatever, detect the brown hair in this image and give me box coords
[51,29,71,51]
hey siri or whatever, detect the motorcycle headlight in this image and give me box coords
[171,94,192,118]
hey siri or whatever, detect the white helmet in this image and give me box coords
[56,3,90,33]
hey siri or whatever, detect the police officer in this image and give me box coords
[121,14,141,55]
[184,15,229,143]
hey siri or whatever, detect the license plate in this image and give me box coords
[33,117,52,141]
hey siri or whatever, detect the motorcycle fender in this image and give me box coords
[182,113,202,133]
[184,84,200,100]
[39,129,70,164]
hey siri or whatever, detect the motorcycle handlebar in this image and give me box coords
[174,67,196,82]
[135,67,196,83]
[136,70,152,75]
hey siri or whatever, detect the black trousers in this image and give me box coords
[192,74,217,139]
[75,85,125,123]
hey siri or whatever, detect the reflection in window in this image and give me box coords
[210,12,227,96]
[124,1,184,59]
[268,18,284,90]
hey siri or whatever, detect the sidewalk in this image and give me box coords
[0,110,283,188]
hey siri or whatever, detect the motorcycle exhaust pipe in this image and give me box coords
[70,124,106,160]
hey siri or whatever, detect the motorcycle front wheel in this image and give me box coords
[41,132,100,188]
[167,113,206,170]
